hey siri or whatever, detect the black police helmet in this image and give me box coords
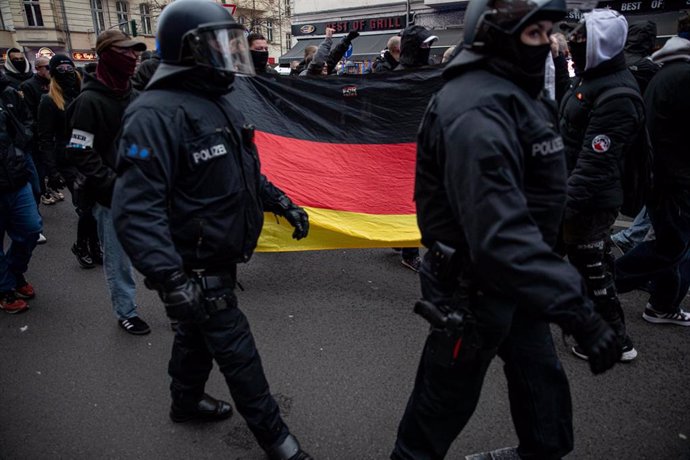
[463,0,567,50]
[157,0,254,76]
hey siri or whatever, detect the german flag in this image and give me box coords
[228,68,444,251]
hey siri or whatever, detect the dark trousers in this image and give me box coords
[616,188,690,311]
[392,294,573,460]
[562,209,629,341]
[168,294,289,451]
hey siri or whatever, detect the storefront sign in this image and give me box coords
[565,0,690,17]
[292,15,407,36]
[36,47,55,59]
[72,51,97,61]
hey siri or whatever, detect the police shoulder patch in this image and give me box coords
[592,134,611,153]
[126,143,152,161]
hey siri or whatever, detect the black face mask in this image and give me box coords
[568,41,587,74]
[515,42,551,75]
[55,72,79,96]
[250,50,269,72]
[11,58,27,73]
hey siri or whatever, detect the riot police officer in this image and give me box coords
[111,1,311,459]
[391,0,621,458]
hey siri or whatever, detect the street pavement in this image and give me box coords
[1,201,689,460]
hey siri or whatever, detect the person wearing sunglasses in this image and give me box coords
[37,54,102,271]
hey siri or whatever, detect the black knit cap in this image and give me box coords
[49,54,75,76]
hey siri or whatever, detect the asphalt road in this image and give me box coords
[1,201,689,460]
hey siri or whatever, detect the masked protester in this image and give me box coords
[395,25,438,70]
[65,30,151,335]
[37,54,101,270]
[4,48,33,89]
[391,0,621,458]
[110,1,311,458]
[559,9,643,363]
[248,32,278,75]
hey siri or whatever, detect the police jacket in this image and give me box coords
[66,72,138,207]
[559,54,642,212]
[111,70,294,284]
[0,104,29,192]
[415,52,593,333]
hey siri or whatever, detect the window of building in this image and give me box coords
[116,1,129,32]
[92,0,105,34]
[266,20,273,42]
[139,3,151,34]
[285,33,291,50]
[238,15,245,26]
[283,0,290,17]
[23,0,44,27]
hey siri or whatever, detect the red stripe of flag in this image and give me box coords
[256,131,416,215]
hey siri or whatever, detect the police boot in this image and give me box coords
[267,434,313,460]
[169,393,234,423]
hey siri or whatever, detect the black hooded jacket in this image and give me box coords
[65,72,139,207]
[396,27,433,70]
[4,48,34,89]
[415,51,594,334]
[131,54,161,90]
[373,50,399,73]
[559,54,643,212]
[624,21,660,95]
[0,73,33,151]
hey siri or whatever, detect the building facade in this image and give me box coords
[0,0,292,67]
[0,0,162,66]
[285,0,689,71]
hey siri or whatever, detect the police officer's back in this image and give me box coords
[391,0,621,458]
[111,1,311,458]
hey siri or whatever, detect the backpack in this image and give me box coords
[592,87,653,218]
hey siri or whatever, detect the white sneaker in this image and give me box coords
[37,233,47,245]
[642,303,690,326]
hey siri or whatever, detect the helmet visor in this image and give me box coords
[187,23,255,76]
[486,0,566,35]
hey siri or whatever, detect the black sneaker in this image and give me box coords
[401,256,421,272]
[119,316,151,335]
[572,336,637,362]
[643,304,690,327]
[72,243,95,269]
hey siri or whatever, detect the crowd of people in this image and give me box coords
[0,0,689,457]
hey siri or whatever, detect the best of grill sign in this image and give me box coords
[292,15,407,36]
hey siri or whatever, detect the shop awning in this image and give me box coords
[278,28,464,65]
[279,33,399,65]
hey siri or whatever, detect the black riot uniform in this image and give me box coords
[110,1,311,459]
[391,0,621,458]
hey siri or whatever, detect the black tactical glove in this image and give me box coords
[148,272,209,324]
[573,312,621,375]
[47,172,66,190]
[346,31,360,42]
[284,205,309,240]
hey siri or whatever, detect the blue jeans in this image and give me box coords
[616,188,690,311]
[612,207,653,246]
[93,203,137,320]
[0,183,42,291]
